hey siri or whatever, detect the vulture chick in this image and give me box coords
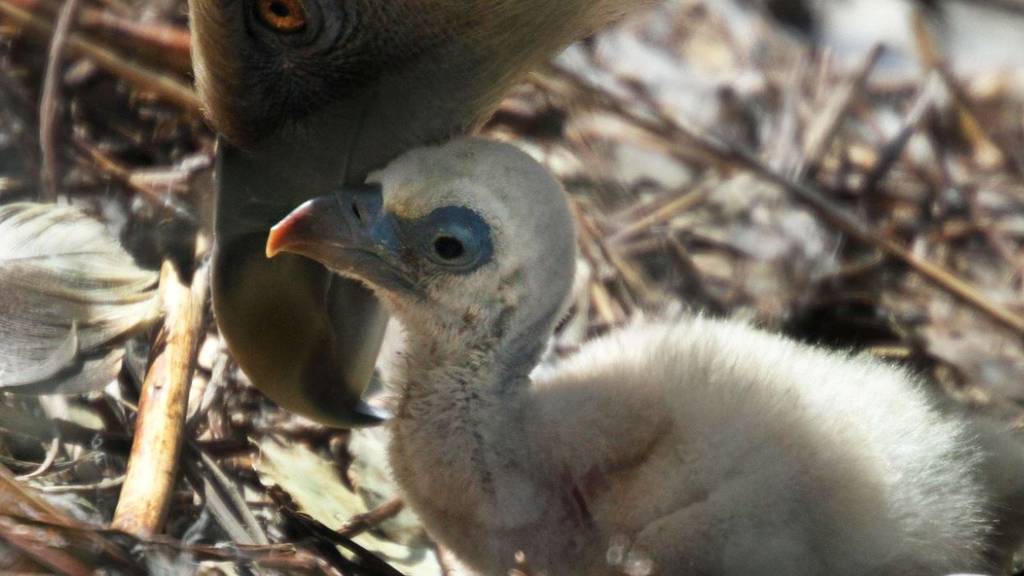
[266,138,1024,575]
[189,0,650,426]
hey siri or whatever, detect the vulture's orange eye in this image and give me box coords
[256,0,306,33]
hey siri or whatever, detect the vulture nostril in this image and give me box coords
[351,202,362,222]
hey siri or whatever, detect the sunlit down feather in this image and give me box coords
[0,203,160,394]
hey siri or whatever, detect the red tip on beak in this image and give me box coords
[266,200,316,259]
[265,189,415,293]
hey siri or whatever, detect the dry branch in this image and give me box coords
[553,66,1024,337]
[0,0,200,112]
[112,260,209,537]
[37,0,78,201]
[10,0,192,74]
[734,147,1024,335]
[799,44,884,177]
[0,465,135,571]
[859,74,941,194]
[610,188,708,245]
[338,496,405,538]
[77,7,191,74]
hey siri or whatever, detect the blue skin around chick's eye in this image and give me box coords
[414,206,493,273]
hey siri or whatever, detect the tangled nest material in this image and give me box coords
[0,1,1022,573]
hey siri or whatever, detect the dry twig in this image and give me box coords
[0,0,200,111]
[0,465,136,572]
[37,0,78,201]
[799,44,884,177]
[554,66,1024,336]
[112,260,210,536]
[338,496,405,538]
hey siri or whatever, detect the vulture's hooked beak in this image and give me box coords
[212,104,392,428]
[266,185,416,294]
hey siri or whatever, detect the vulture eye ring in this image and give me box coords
[256,0,306,33]
[418,207,492,272]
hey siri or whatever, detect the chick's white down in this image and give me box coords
[293,139,1023,575]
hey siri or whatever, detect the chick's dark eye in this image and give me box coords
[433,236,465,261]
[418,206,492,271]
[256,0,306,32]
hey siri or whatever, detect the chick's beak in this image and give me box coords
[266,184,415,293]
[267,183,380,258]
[267,197,341,260]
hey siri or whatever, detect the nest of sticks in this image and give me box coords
[0,0,1022,573]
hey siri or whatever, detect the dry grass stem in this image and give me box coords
[112,260,209,536]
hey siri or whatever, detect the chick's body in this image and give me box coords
[389,316,989,575]
[267,138,1019,576]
